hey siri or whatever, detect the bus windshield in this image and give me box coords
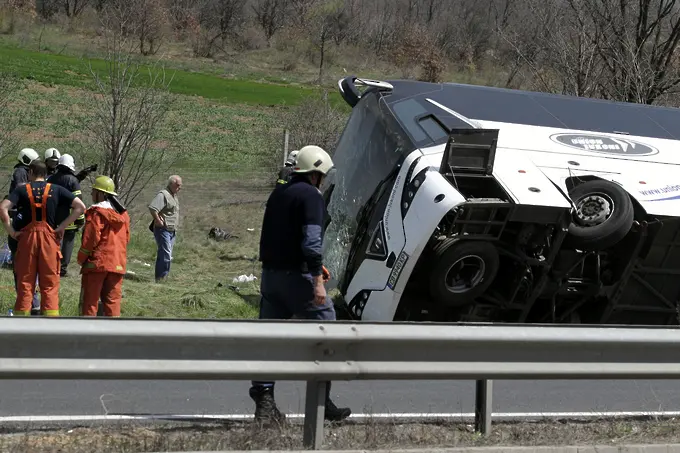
[322,91,414,290]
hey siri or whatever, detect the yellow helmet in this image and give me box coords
[93,175,117,196]
[292,145,334,175]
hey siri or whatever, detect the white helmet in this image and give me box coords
[18,148,39,166]
[45,148,61,161]
[285,149,299,166]
[58,153,76,172]
[293,145,334,176]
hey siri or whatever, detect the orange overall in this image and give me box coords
[14,183,62,316]
[77,202,130,317]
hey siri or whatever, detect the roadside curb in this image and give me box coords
[157,446,680,453]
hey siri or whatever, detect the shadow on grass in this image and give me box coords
[235,292,260,309]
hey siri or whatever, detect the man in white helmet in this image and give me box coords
[49,154,85,277]
[44,148,61,178]
[5,148,41,315]
[252,144,351,425]
[276,149,299,185]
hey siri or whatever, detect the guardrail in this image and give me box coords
[2,318,680,449]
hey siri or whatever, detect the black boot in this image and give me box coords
[324,382,351,422]
[249,385,286,425]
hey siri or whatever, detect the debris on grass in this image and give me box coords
[208,227,239,242]
[2,418,680,452]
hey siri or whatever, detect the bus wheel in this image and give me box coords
[564,179,634,251]
[428,240,499,308]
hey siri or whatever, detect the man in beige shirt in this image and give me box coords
[148,175,181,283]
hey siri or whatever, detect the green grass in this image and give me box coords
[0,45,348,107]
[0,77,291,319]
[0,173,268,319]
[0,25,357,320]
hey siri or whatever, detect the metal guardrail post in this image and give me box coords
[303,380,327,449]
[475,379,493,435]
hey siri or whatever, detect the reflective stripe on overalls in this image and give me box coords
[13,183,62,316]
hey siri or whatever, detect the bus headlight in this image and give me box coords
[348,290,371,319]
[401,164,428,218]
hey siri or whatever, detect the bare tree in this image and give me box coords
[305,0,350,84]
[63,0,90,17]
[272,90,348,157]
[567,0,680,104]
[195,0,246,54]
[532,0,604,97]
[83,2,177,206]
[35,0,60,19]
[252,0,288,44]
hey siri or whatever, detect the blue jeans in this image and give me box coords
[153,227,175,280]
[251,268,336,392]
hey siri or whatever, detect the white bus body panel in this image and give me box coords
[360,169,465,321]
[344,114,680,321]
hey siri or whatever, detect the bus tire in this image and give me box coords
[428,240,499,308]
[564,179,634,251]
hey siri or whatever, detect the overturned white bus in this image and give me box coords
[321,76,680,325]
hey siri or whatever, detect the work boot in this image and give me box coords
[249,386,286,425]
[324,382,351,422]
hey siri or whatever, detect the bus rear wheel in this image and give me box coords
[564,179,634,251]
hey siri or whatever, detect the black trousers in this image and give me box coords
[60,229,78,276]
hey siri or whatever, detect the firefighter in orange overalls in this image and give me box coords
[0,160,86,316]
[77,176,131,317]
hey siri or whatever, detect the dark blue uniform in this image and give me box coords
[48,165,85,276]
[276,165,294,185]
[257,174,335,321]
[251,174,336,395]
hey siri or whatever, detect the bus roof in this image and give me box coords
[379,79,680,141]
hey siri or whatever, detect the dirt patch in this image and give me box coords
[27,83,59,94]
[2,418,680,452]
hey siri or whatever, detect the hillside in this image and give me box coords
[1,0,680,319]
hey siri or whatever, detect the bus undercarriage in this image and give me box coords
[394,132,680,326]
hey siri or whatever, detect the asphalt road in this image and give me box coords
[2,379,680,417]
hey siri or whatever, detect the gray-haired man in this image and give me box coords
[148,175,181,282]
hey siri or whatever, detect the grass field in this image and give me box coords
[0,39,351,318]
[0,45,348,107]
[0,19,504,319]
[2,418,680,452]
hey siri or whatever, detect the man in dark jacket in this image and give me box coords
[48,154,85,277]
[6,148,41,315]
[44,148,61,178]
[251,144,351,425]
[276,149,299,185]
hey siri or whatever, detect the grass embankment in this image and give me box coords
[2,418,680,452]
[0,42,346,318]
[0,45,348,107]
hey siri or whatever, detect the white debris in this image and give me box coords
[247,228,255,232]
[232,274,257,283]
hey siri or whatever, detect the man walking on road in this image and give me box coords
[148,175,181,283]
[78,176,130,317]
[251,145,351,425]
[0,160,86,316]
